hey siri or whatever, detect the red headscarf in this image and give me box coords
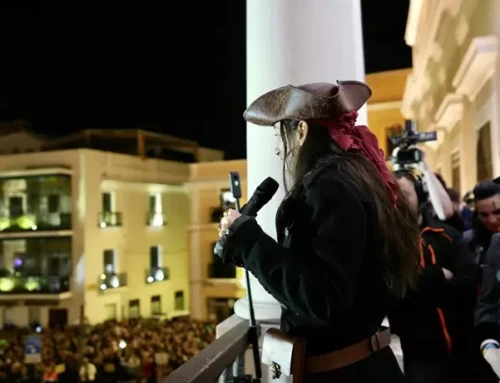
[313,111,398,205]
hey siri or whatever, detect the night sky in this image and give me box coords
[0,1,411,160]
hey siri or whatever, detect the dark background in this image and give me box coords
[0,1,411,160]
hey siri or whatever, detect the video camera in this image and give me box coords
[389,120,437,166]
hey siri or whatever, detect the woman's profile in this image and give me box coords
[217,81,421,382]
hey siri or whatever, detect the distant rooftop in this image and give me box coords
[42,129,202,163]
[0,125,222,163]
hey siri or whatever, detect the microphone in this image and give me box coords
[214,177,279,257]
[240,177,280,217]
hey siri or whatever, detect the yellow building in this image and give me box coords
[0,129,221,327]
[366,68,412,157]
[402,0,500,195]
[186,160,247,321]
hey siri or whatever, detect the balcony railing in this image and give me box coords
[146,212,167,227]
[165,320,250,383]
[98,212,122,228]
[0,213,72,232]
[145,267,169,284]
[0,275,70,294]
[98,272,127,290]
[208,262,237,279]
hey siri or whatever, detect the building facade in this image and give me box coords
[366,68,412,157]
[186,160,247,321]
[0,129,224,327]
[402,0,500,195]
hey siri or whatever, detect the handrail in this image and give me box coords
[165,320,250,383]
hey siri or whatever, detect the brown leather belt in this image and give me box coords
[304,328,392,375]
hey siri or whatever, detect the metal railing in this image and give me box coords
[98,212,123,227]
[147,212,167,226]
[98,272,127,290]
[0,275,70,294]
[145,267,169,284]
[165,320,251,383]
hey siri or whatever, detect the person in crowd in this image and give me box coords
[217,81,421,382]
[463,181,500,270]
[475,232,500,379]
[388,168,497,382]
[0,316,215,382]
[79,357,96,382]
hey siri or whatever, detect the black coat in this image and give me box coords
[223,157,403,382]
[475,233,500,343]
[388,222,497,382]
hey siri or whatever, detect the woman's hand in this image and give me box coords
[218,209,241,237]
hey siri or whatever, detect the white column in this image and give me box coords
[234,0,367,323]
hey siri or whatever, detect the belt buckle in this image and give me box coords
[270,361,282,379]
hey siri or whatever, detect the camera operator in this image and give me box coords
[391,146,454,224]
[388,169,497,383]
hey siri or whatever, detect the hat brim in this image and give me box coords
[244,80,371,126]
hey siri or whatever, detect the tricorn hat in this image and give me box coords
[243,80,372,126]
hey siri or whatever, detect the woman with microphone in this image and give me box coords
[216,81,421,382]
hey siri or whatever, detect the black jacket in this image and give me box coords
[475,233,500,343]
[388,220,478,359]
[222,156,403,382]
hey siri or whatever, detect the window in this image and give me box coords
[48,194,60,213]
[9,196,24,217]
[103,249,116,274]
[150,246,161,269]
[477,122,493,182]
[102,192,112,212]
[149,194,162,213]
[151,295,162,315]
[129,299,140,319]
[174,291,184,311]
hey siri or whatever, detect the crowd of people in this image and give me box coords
[0,316,216,383]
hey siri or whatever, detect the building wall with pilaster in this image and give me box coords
[402,0,500,195]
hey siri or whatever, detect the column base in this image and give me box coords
[234,295,282,323]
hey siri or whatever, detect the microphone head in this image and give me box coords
[255,177,279,203]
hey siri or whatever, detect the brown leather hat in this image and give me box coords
[243,80,372,126]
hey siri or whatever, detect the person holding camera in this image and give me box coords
[217,81,421,382]
[388,168,497,382]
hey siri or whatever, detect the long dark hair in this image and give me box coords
[278,119,420,298]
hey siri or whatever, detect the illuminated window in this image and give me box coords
[174,291,184,311]
[151,295,161,315]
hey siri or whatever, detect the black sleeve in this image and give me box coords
[438,232,479,305]
[222,174,367,325]
[475,265,500,343]
[442,212,465,232]
[417,227,478,305]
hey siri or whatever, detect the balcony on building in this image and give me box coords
[98,212,122,228]
[98,272,127,291]
[0,172,72,234]
[145,267,169,284]
[0,236,71,298]
[146,212,167,227]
